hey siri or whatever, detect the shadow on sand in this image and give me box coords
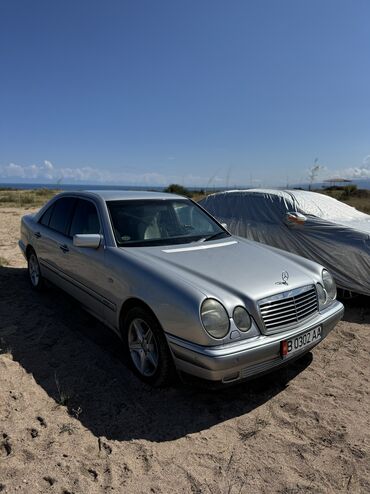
[1,266,318,442]
[338,293,370,324]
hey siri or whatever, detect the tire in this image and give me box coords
[122,306,176,387]
[27,249,44,291]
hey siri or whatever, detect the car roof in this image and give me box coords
[56,190,186,201]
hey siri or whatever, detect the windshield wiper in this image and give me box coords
[203,231,230,242]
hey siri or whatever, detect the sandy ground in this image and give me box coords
[0,207,369,494]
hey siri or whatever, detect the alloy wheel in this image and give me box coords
[28,253,40,287]
[128,318,159,377]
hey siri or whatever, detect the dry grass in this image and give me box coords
[191,192,208,202]
[318,188,370,214]
[0,186,369,214]
[342,196,370,215]
[0,188,59,207]
[0,256,9,267]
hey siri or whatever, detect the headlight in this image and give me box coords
[233,306,252,332]
[201,299,230,339]
[322,269,337,300]
[316,283,327,309]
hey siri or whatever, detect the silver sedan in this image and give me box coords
[19,190,344,386]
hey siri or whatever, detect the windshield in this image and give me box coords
[107,199,229,247]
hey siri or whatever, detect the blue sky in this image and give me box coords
[0,0,370,187]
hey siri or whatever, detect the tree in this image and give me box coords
[308,158,322,190]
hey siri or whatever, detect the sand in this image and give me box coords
[0,207,369,493]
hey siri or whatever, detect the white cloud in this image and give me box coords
[0,160,56,180]
[0,160,221,186]
[324,155,370,180]
[362,155,370,167]
[340,166,370,179]
[6,163,25,178]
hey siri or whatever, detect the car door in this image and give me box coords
[58,198,114,320]
[36,197,77,288]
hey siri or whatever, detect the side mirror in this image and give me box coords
[73,234,101,249]
[221,222,228,230]
[285,212,307,225]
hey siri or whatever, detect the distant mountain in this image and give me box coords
[292,179,370,191]
[346,179,370,190]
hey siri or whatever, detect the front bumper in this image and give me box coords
[167,300,344,384]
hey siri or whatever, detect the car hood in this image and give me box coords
[125,237,320,303]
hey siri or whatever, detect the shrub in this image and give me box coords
[164,184,193,198]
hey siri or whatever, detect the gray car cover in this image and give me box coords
[200,189,370,296]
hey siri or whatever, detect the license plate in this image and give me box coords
[281,326,322,357]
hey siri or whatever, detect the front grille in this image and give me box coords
[259,285,318,332]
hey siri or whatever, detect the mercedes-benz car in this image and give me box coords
[19,190,344,387]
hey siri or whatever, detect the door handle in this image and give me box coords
[34,232,41,238]
[59,244,69,253]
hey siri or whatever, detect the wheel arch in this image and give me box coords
[25,244,35,259]
[118,297,162,335]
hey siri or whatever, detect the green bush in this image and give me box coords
[0,193,18,203]
[164,184,193,198]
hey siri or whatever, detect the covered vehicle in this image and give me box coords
[200,189,370,296]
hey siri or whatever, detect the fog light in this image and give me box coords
[222,371,240,383]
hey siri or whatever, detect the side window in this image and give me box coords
[69,199,100,236]
[48,198,76,235]
[40,204,55,227]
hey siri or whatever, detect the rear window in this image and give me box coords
[39,204,55,227]
[48,198,76,235]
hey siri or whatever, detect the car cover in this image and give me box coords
[200,189,370,296]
